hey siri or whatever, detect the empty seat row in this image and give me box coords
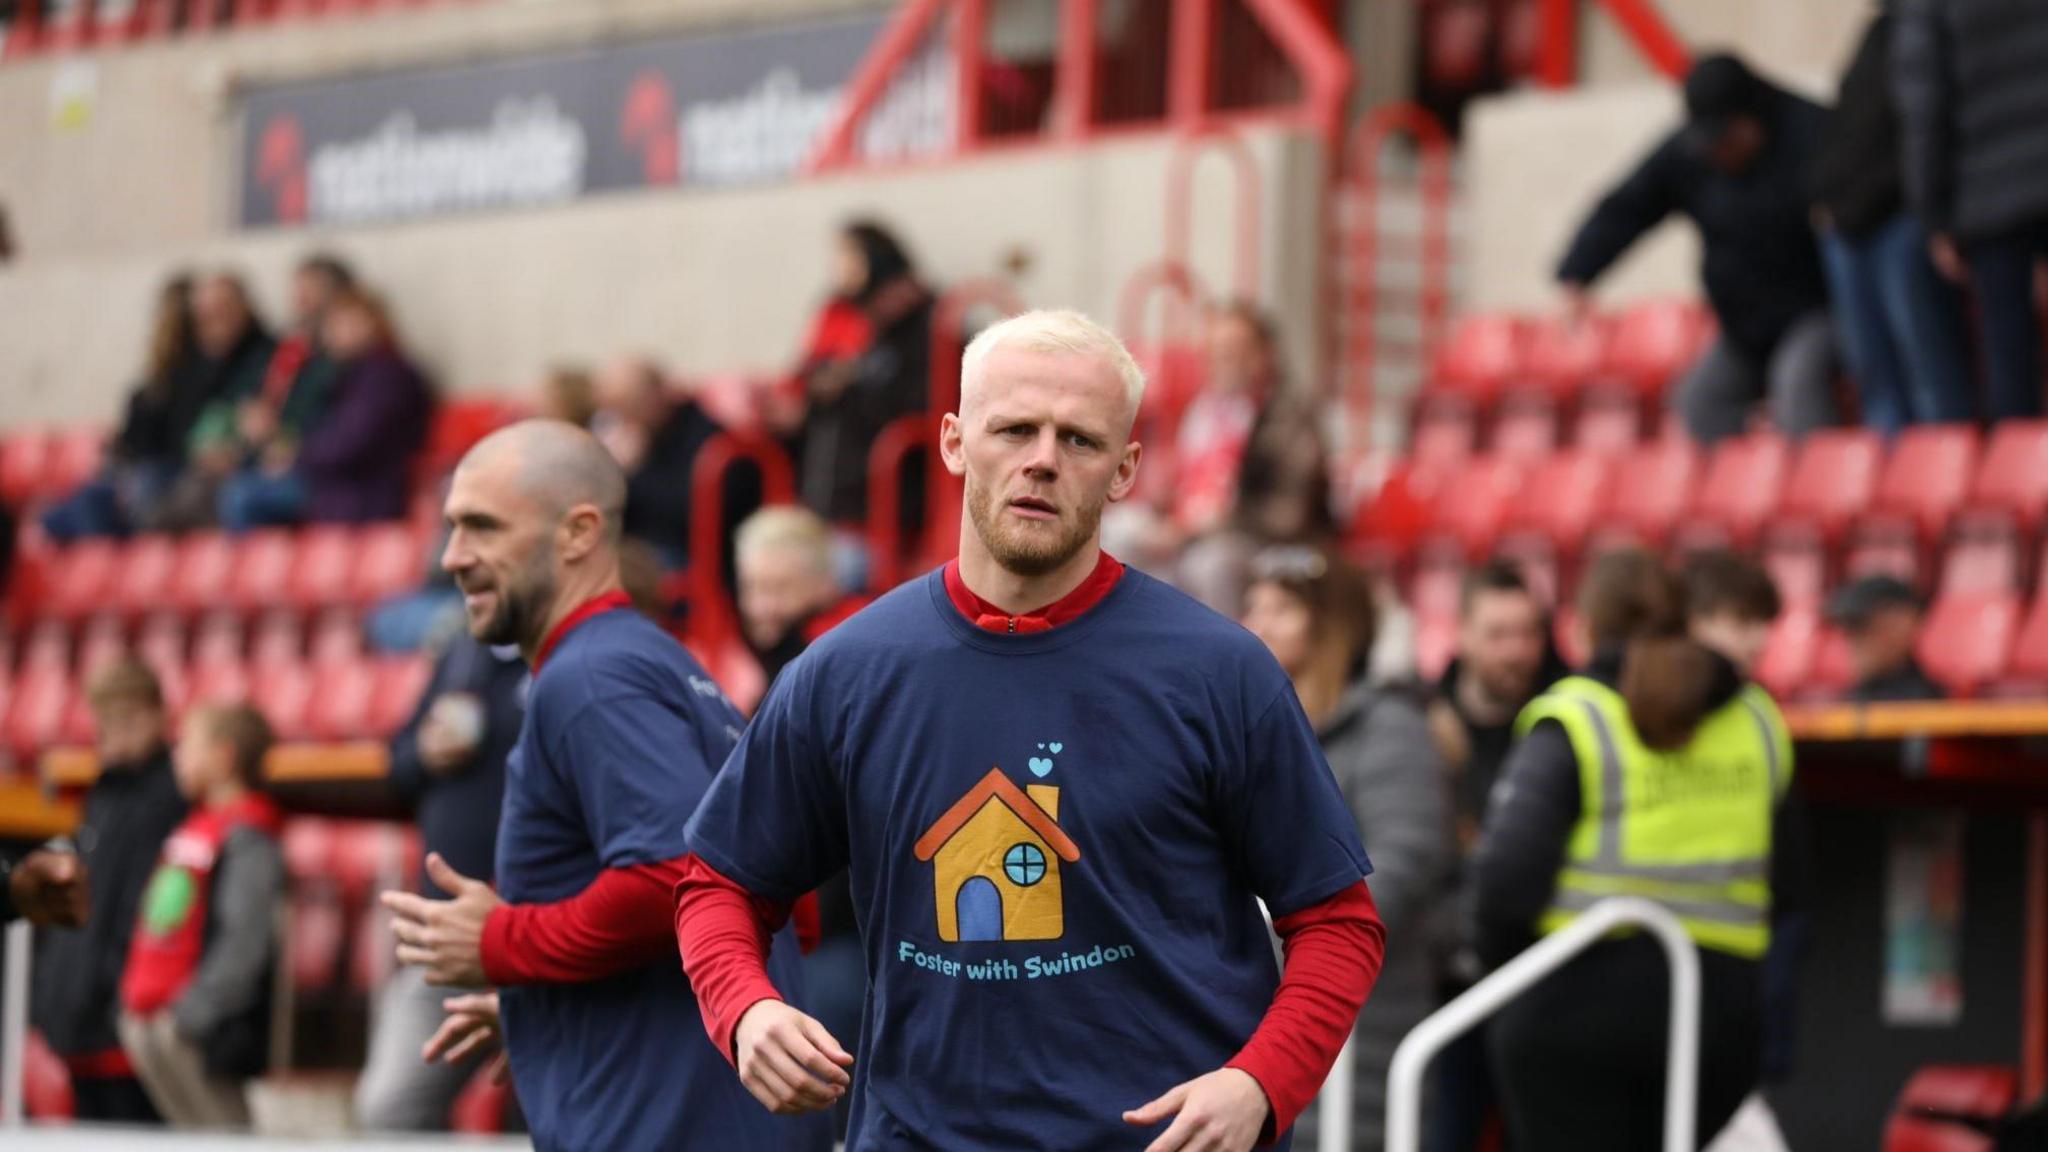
[1428,300,1717,408]
[0,651,430,758]
[8,521,428,624]
[4,606,366,681]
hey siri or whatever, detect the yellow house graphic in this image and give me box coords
[913,768,1082,943]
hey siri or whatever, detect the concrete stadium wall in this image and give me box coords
[0,0,1326,429]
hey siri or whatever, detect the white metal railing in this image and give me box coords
[1315,1030,1355,1152]
[1385,896,1702,1152]
[3,919,30,1127]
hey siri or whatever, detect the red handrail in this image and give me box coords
[1537,0,1691,87]
[807,0,950,172]
[1116,258,1209,353]
[863,415,931,593]
[687,433,796,653]
[1345,102,1452,446]
[1164,122,1262,303]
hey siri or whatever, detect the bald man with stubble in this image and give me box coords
[380,421,829,1152]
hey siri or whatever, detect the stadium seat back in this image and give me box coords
[1883,1066,2016,1152]
[1432,456,1525,558]
[109,536,179,619]
[1410,406,1477,478]
[229,530,299,612]
[251,660,318,741]
[248,611,303,670]
[0,430,55,509]
[185,660,253,709]
[1570,400,1643,456]
[368,655,432,738]
[4,666,71,759]
[1971,420,2048,528]
[1513,451,1611,550]
[1430,314,1527,405]
[1939,536,2020,598]
[1917,594,2020,697]
[1878,425,1979,541]
[44,429,105,503]
[1522,314,1611,400]
[1692,432,1789,545]
[1756,607,1819,699]
[287,526,357,610]
[136,612,189,675]
[76,614,127,679]
[1601,438,1698,544]
[20,620,72,674]
[1781,428,1882,539]
[1603,299,1712,398]
[169,532,238,613]
[43,540,122,621]
[1760,542,1826,610]
[349,523,424,606]
[309,609,363,666]
[2005,593,2048,687]
[1490,405,1558,463]
[308,658,378,741]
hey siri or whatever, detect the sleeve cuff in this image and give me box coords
[480,902,519,986]
[1222,1057,1283,1147]
[715,989,786,1066]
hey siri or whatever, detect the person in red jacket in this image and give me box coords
[675,309,1386,1151]
[118,702,284,1131]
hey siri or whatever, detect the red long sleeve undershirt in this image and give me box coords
[673,857,1384,1144]
[479,860,818,986]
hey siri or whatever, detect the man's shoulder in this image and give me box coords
[532,612,706,707]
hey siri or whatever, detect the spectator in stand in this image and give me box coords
[1684,549,1782,678]
[1241,545,1448,1152]
[593,355,757,574]
[1812,5,1973,434]
[1,848,88,927]
[1422,559,1565,1152]
[1895,0,2048,421]
[148,272,279,531]
[354,626,525,1132]
[539,364,598,430]
[1828,574,1944,701]
[784,220,934,588]
[42,274,202,540]
[229,255,355,466]
[33,657,187,1125]
[1557,53,1837,444]
[734,506,864,687]
[217,285,432,532]
[1177,311,1338,615]
[118,703,284,1131]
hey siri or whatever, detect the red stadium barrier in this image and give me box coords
[687,433,796,655]
[1164,122,1263,304]
[1344,102,1452,444]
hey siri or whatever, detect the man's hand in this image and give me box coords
[1123,1067,1271,1152]
[732,999,853,1116]
[9,849,88,927]
[382,853,503,986]
[1929,233,1967,284]
[1557,282,1593,327]
[417,694,483,776]
[423,990,512,1084]
[236,400,279,445]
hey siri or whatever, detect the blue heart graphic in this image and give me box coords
[1027,757,1053,777]
[1037,743,1046,750]
[1049,742,1064,754]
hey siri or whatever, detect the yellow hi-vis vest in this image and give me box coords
[1515,675,1792,960]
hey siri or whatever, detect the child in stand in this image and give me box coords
[118,703,285,1131]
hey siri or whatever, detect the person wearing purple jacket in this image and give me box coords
[218,285,432,531]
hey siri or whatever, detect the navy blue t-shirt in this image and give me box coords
[496,607,829,1152]
[686,568,1372,1151]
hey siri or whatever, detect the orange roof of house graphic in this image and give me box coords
[913,768,1081,862]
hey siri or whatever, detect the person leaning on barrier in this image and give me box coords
[1472,548,1806,1152]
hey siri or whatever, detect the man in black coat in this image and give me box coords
[1557,53,1838,444]
[1895,0,2048,421]
[1812,3,1973,433]
[32,657,187,1123]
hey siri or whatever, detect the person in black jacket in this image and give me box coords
[1813,4,1973,434]
[593,356,759,577]
[33,657,187,1124]
[1895,0,2048,421]
[1557,53,1838,444]
[353,626,525,1131]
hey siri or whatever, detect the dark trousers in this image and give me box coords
[1490,935,1762,1152]
[1427,1020,1499,1152]
[71,1073,163,1124]
[1821,215,1975,434]
[1965,221,2048,421]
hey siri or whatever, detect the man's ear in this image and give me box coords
[1105,440,1143,504]
[560,504,605,562]
[939,413,967,478]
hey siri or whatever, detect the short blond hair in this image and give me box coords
[958,309,1147,424]
[735,505,833,578]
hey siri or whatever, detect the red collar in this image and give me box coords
[533,590,635,673]
[942,551,1125,635]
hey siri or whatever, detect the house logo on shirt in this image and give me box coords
[913,766,1081,942]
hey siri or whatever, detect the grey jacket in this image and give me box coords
[172,825,284,1076]
[1294,682,1452,1152]
[1895,0,2048,242]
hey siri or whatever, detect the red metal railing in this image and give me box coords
[687,433,796,654]
[1164,122,1262,303]
[863,279,1024,592]
[1534,0,1692,88]
[1344,102,1452,447]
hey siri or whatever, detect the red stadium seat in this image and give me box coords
[107,535,178,619]
[369,655,433,738]
[228,530,298,612]
[1883,1066,2015,1152]
[4,667,71,760]
[1968,420,2048,531]
[349,523,424,606]
[1761,542,1826,610]
[168,532,238,614]
[1570,402,1644,456]
[75,614,127,679]
[423,398,524,481]
[1688,432,1789,547]
[20,619,72,674]
[1506,451,1611,552]
[1870,425,1980,544]
[1917,594,2020,698]
[1756,607,1820,701]
[350,902,393,995]
[1777,428,1883,543]
[306,658,378,740]
[43,429,105,503]
[41,539,122,622]
[288,890,346,995]
[250,660,317,741]
[691,374,764,436]
[309,609,362,666]
[282,818,336,883]
[1522,314,1611,403]
[331,820,412,904]
[2002,591,2048,691]
[1597,438,1698,546]
[1490,405,1558,463]
[1410,407,1477,478]
[184,659,253,708]
[286,525,357,611]
[1429,314,1528,407]
[136,613,189,675]
[1939,536,2021,598]
[0,430,54,509]
[1602,299,1713,400]
[1428,455,1526,559]
[247,610,303,670]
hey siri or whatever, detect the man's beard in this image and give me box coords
[965,473,1104,578]
[470,551,556,650]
